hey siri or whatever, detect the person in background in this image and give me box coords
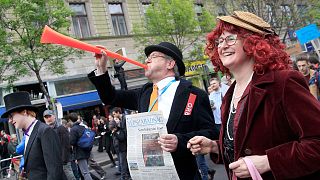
[0,136,9,177]
[296,55,320,99]
[7,134,18,156]
[1,91,63,179]
[43,110,58,128]
[309,55,320,70]
[43,110,75,180]
[97,118,105,152]
[69,112,92,180]
[208,77,225,133]
[109,120,121,176]
[88,153,106,180]
[111,107,130,180]
[114,59,128,90]
[77,114,107,180]
[0,130,10,143]
[188,11,320,179]
[7,134,19,172]
[91,115,99,134]
[102,116,116,167]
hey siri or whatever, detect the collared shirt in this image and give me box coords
[209,91,222,124]
[220,83,230,96]
[156,77,180,123]
[24,120,38,154]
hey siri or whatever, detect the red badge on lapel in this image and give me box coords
[184,93,197,115]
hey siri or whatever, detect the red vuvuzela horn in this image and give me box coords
[40,25,147,69]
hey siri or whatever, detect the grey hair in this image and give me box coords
[174,64,180,79]
[163,54,180,79]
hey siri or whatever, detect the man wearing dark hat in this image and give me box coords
[1,91,64,180]
[88,42,216,179]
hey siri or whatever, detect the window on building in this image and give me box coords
[70,3,91,38]
[280,4,293,26]
[55,77,96,96]
[109,3,128,36]
[241,4,249,11]
[194,4,203,17]
[297,4,307,15]
[141,1,151,14]
[297,4,308,24]
[266,4,277,27]
[217,5,227,16]
[13,83,45,100]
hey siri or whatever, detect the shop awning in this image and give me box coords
[56,91,102,111]
[0,91,102,120]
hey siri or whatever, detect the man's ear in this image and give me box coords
[167,60,176,70]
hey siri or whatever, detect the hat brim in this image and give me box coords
[145,45,185,76]
[1,105,38,118]
[218,16,265,35]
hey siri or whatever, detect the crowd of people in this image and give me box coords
[0,96,134,180]
[1,10,320,180]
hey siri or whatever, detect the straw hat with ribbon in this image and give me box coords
[217,11,276,36]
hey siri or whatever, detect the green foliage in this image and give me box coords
[133,0,215,60]
[0,0,81,87]
[308,0,320,25]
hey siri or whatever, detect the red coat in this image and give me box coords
[214,70,320,179]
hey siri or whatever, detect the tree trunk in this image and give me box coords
[34,70,61,125]
[34,70,53,109]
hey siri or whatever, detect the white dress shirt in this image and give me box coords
[24,120,38,154]
[156,77,180,123]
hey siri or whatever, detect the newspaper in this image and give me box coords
[126,111,180,180]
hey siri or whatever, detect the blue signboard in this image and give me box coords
[295,24,320,44]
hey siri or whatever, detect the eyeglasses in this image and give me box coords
[44,115,52,119]
[215,34,237,48]
[147,54,167,60]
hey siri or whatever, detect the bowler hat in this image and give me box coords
[145,42,185,76]
[1,91,38,118]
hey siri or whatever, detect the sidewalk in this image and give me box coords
[91,145,116,167]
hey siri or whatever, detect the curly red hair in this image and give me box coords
[205,20,292,75]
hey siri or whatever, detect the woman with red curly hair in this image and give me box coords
[188,11,320,180]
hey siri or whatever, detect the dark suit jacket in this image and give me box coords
[89,71,217,180]
[69,122,91,160]
[212,70,320,180]
[57,125,71,164]
[24,121,64,180]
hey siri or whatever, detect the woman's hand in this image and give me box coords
[94,45,108,75]
[187,136,218,155]
[229,155,271,178]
